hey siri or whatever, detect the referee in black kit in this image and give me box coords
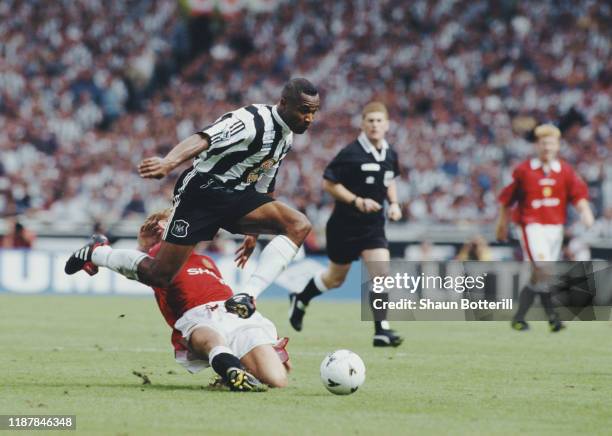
[289,102,403,347]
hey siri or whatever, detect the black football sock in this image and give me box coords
[210,348,243,380]
[370,291,389,333]
[298,278,323,305]
[539,292,557,320]
[514,285,536,321]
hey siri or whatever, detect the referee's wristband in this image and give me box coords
[351,196,360,207]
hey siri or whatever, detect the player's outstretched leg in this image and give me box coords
[241,343,289,388]
[66,234,194,288]
[64,234,110,276]
[65,234,150,281]
[191,328,267,392]
[224,367,268,392]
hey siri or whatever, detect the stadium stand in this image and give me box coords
[0,0,610,246]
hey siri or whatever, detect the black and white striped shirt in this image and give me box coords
[194,104,293,193]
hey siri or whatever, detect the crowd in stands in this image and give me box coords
[1,0,610,243]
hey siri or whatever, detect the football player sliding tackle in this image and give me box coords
[66,78,320,322]
[131,209,290,390]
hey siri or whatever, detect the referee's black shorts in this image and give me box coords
[163,168,274,245]
[325,213,388,264]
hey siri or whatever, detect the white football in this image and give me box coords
[320,349,366,395]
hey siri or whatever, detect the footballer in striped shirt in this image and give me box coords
[66,78,320,318]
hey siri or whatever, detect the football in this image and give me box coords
[320,349,366,395]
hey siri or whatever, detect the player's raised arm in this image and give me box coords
[138,133,209,179]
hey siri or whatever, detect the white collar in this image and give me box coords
[530,158,561,173]
[358,132,388,162]
[272,105,292,134]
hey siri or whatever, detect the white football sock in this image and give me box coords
[243,235,299,298]
[91,246,147,280]
[313,270,330,291]
[208,345,235,363]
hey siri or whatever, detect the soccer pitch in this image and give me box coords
[1,294,611,435]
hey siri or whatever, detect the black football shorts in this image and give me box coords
[163,168,274,245]
[325,213,388,264]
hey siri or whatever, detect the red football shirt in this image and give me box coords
[498,158,589,225]
[148,243,233,351]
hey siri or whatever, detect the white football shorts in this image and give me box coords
[518,223,564,262]
[174,301,278,374]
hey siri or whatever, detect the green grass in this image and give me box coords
[1,294,611,435]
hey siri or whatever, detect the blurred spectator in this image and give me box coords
[122,193,147,218]
[412,240,435,261]
[589,207,612,240]
[405,240,455,261]
[561,229,591,261]
[93,220,119,245]
[0,0,609,247]
[563,237,591,261]
[2,219,36,248]
[455,235,492,261]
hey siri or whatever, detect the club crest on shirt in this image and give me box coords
[246,172,259,183]
[246,158,276,183]
[261,158,275,170]
[171,220,189,238]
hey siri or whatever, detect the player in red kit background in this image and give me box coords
[496,124,594,332]
[95,209,290,391]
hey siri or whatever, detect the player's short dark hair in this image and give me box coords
[281,78,318,102]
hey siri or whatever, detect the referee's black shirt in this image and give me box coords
[323,135,400,224]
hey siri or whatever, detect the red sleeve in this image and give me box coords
[498,167,521,206]
[567,166,589,205]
